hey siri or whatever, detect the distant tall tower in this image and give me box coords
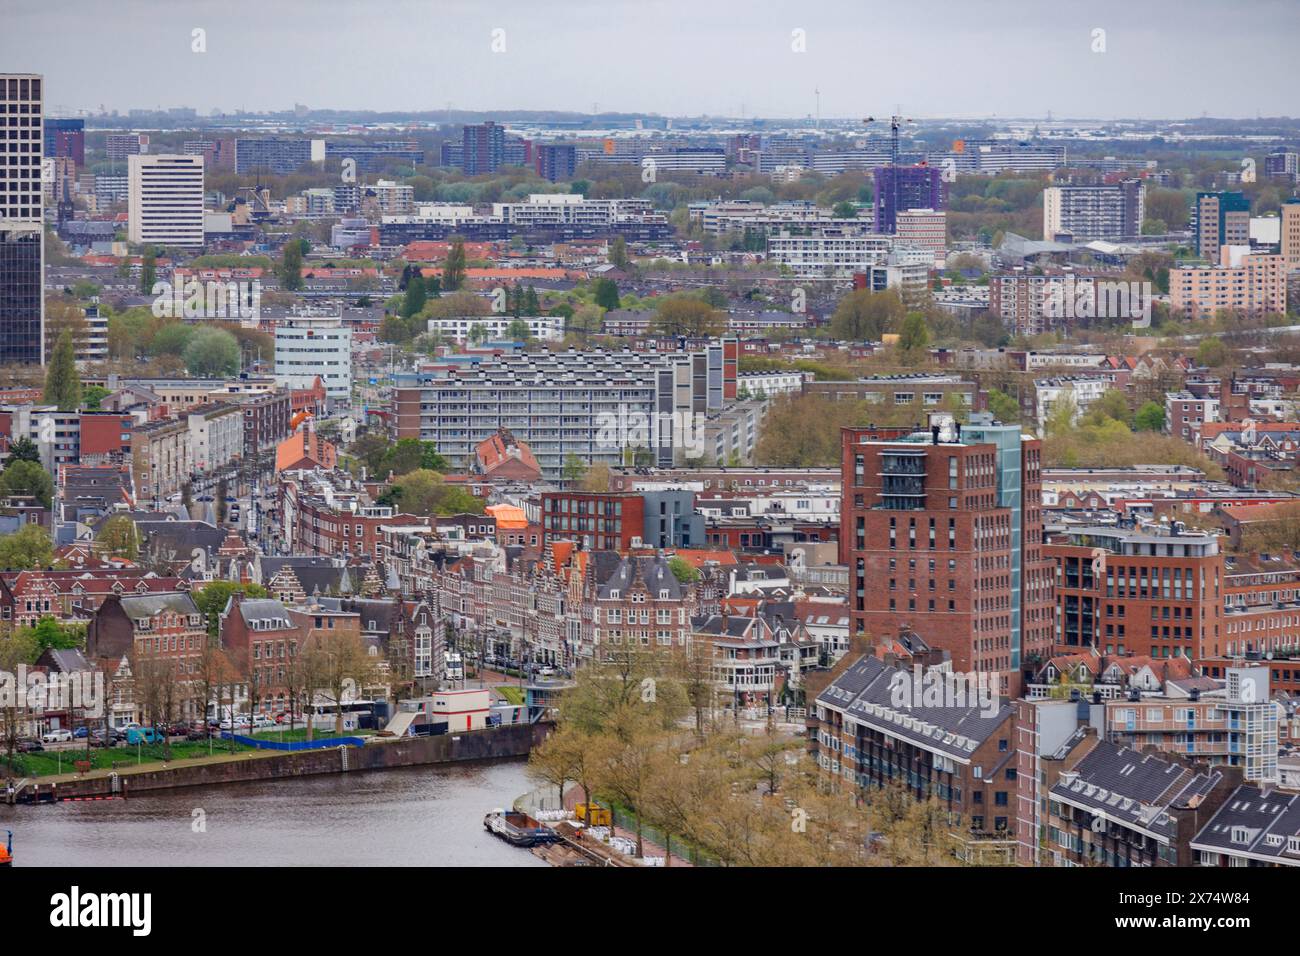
[462,121,505,176]
[0,73,45,365]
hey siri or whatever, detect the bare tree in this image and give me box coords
[304,631,376,736]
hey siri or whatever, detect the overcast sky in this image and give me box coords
[5,0,1298,120]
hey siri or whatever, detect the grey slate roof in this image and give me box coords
[597,556,682,600]
[135,519,226,558]
[236,598,296,628]
[36,647,92,673]
[692,613,764,640]
[1191,784,1300,865]
[1050,737,1223,843]
[816,655,1011,764]
[260,556,353,596]
[118,591,200,619]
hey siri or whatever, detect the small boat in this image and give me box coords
[484,809,558,848]
[1,830,11,867]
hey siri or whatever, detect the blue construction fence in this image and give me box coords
[219,733,366,751]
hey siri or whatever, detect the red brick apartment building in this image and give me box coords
[86,592,208,718]
[78,411,135,463]
[1046,524,1225,661]
[840,420,1053,689]
[541,491,645,551]
[219,593,303,713]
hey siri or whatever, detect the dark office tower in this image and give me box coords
[534,144,577,182]
[462,122,505,176]
[44,117,85,165]
[873,164,946,234]
[0,74,45,365]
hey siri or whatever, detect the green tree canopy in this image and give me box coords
[1,459,55,508]
[986,388,1020,424]
[593,278,621,311]
[184,327,241,377]
[192,581,269,637]
[830,288,905,341]
[43,330,82,412]
[667,556,701,583]
[1196,337,1230,369]
[149,321,196,357]
[401,275,427,319]
[279,240,305,291]
[897,312,930,361]
[22,616,85,652]
[0,523,54,569]
[139,248,157,295]
[443,237,467,291]
[1133,401,1166,432]
[562,453,588,485]
[6,436,40,463]
[380,469,484,516]
[98,514,141,559]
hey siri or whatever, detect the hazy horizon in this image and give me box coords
[4,0,1298,121]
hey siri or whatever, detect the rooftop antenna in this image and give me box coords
[814,88,820,129]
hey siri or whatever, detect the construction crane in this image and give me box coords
[862,113,914,167]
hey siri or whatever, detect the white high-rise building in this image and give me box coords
[0,73,45,364]
[274,314,352,406]
[128,154,205,247]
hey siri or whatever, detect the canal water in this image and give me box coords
[0,758,547,867]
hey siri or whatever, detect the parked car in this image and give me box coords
[41,729,73,743]
[185,727,208,742]
[89,730,115,748]
[16,739,44,753]
[72,726,89,739]
[125,727,163,745]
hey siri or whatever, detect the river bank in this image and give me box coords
[6,723,549,803]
